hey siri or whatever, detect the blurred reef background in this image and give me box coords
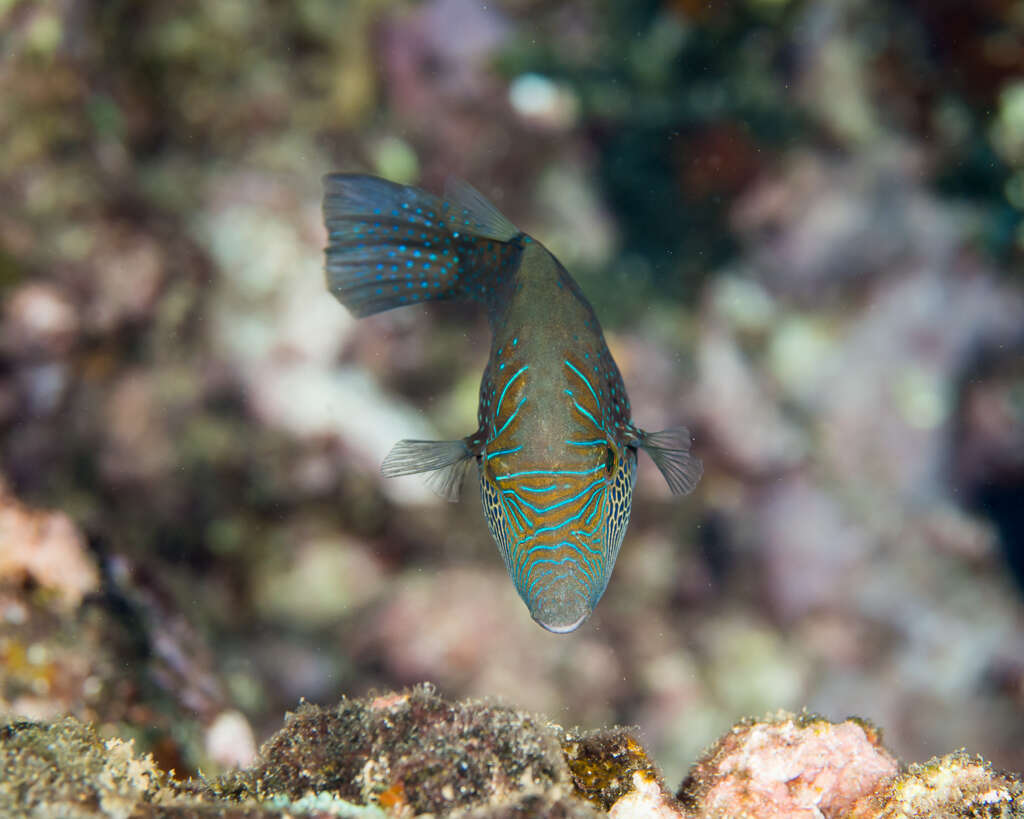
[1,0,1024,795]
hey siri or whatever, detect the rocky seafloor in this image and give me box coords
[3,684,1022,818]
[4,3,1024,817]
[2,458,1022,818]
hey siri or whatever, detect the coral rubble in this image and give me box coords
[850,752,1024,819]
[216,684,572,815]
[0,718,172,819]
[2,686,1021,818]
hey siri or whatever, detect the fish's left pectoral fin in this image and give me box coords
[381,439,474,502]
[636,427,703,495]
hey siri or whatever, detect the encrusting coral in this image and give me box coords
[677,711,900,818]
[2,685,1022,818]
[0,477,99,610]
[0,718,172,819]
[215,685,573,815]
[849,751,1024,819]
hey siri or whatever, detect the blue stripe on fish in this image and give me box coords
[323,173,703,634]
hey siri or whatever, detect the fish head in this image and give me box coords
[477,430,638,633]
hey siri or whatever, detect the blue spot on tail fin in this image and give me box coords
[323,174,523,318]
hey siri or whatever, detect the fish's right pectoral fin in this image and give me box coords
[381,439,475,502]
[636,426,703,496]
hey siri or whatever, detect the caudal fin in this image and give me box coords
[323,174,522,317]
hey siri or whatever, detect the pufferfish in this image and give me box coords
[323,174,702,633]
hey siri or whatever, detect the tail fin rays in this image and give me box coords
[323,174,522,318]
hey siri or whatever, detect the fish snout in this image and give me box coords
[528,582,592,633]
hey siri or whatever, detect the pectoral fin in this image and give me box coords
[635,427,703,495]
[381,439,475,502]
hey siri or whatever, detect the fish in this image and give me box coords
[322,174,702,633]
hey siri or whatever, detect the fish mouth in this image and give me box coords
[529,591,592,634]
[534,609,590,634]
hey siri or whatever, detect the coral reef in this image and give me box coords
[0,718,173,819]
[851,752,1024,819]
[2,0,1024,804]
[2,686,1021,818]
[561,726,664,811]
[217,685,571,815]
[0,477,98,610]
[677,712,899,818]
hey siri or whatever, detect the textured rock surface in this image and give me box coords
[0,718,174,818]
[3,687,1021,818]
[218,685,573,815]
[850,752,1024,819]
[678,712,900,818]
[2,0,1024,785]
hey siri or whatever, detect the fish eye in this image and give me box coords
[483,456,501,485]
[604,445,616,476]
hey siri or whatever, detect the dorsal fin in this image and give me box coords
[444,177,520,242]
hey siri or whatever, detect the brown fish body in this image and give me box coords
[323,174,702,632]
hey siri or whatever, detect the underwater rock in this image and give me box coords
[216,684,576,815]
[849,751,1024,818]
[677,711,900,819]
[3,687,1022,817]
[0,478,239,778]
[0,717,172,818]
[0,480,126,725]
[205,709,258,772]
[561,726,682,818]
[0,476,98,610]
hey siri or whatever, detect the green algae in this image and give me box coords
[560,726,667,812]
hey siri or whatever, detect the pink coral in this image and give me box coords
[0,478,98,608]
[680,713,900,819]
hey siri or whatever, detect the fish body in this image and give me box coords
[323,174,701,632]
